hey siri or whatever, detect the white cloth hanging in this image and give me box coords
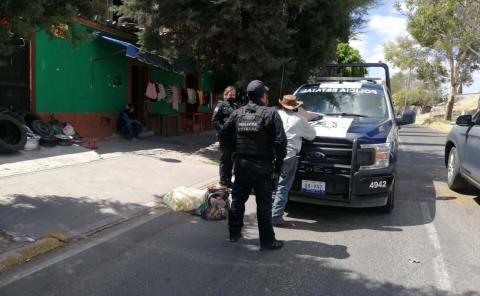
[172,86,181,111]
[187,88,196,104]
[157,83,166,101]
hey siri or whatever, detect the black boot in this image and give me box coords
[260,240,284,251]
[229,232,242,243]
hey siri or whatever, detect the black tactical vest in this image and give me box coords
[235,106,271,157]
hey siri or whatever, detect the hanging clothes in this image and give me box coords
[172,86,181,111]
[156,83,166,101]
[198,90,205,105]
[187,88,197,104]
[165,86,173,103]
[145,82,158,100]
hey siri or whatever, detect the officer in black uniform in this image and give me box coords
[212,86,238,187]
[220,80,287,250]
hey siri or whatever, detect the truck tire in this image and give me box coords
[31,120,54,138]
[447,147,468,191]
[0,114,27,153]
[19,112,42,127]
[0,111,25,124]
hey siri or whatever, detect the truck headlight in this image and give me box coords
[360,143,391,170]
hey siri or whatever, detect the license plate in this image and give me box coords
[301,180,326,194]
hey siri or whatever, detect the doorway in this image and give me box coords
[129,64,149,124]
[0,43,30,111]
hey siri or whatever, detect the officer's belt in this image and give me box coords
[235,154,272,162]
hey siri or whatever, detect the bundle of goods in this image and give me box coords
[163,186,206,212]
[195,184,230,220]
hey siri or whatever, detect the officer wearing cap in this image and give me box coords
[212,86,238,187]
[220,80,287,250]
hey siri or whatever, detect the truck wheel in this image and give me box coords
[31,120,54,138]
[447,147,468,191]
[0,114,27,153]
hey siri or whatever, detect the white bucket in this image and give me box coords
[24,137,40,151]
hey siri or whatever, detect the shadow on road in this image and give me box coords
[0,194,148,239]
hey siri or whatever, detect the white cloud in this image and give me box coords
[367,15,408,41]
[350,14,409,73]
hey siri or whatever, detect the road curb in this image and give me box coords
[0,177,219,273]
[0,233,67,272]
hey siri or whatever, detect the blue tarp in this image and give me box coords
[96,33,178,72]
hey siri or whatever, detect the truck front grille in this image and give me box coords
[293,137,355,200]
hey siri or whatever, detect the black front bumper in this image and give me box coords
[290,167,395,208]
[290,137,395,208]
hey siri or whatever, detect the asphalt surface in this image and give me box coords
[1,125,479,296]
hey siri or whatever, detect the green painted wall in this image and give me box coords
[199,71,213,92]
[36,29,128,113]
[151,67,184,87]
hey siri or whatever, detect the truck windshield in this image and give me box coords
[295,84,388,118]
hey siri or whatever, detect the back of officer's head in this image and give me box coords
[247,80,269,106]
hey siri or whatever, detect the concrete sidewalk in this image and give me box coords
[0,132,220,271]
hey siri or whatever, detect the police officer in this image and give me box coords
[220,80,287,250]
[212,86,238,187]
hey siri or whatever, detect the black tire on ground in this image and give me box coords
[0,111,26,124]
[31,120,54,138]
[19,112,42,127]
[39,136,58,147]
[447,147,468,191]
[0,114,27,153]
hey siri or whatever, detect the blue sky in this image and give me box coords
[349,0,480,93]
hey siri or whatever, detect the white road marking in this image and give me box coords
[0,209,167,288]
[420,202,452,292]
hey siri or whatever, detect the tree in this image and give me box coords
[390,72,444,108]
[118,0,374,95]
[0,0,104,61]
[392,86,442,108]
[401,0,480,120]
[336,42,367,76]
[384,36,447,108]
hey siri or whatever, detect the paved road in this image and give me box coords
[0,125,479,296]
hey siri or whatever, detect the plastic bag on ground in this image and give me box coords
[163,186,206,212]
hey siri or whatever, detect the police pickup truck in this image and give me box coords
[289,63,414,213]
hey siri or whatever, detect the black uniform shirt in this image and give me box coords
[220,102,287,172]
[212,100,237,133]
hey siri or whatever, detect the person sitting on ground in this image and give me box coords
[118,104,143,140]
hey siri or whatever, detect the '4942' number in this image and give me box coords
[369,180,387,189]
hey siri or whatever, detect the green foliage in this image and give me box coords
[390,71,444,108]
[392,86,443,107]
[391,72,407,94]
[335,42,367,76]
[118,0,375,95]
[384,36,447,92]
[0,0,104,61]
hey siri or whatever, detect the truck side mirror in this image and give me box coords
[455,115,473,126]
[397,110,416,126]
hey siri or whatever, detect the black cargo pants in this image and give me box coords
[219,147,234,186]
[229,158,275,245]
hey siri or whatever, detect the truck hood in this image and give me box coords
[312,116,393,144]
